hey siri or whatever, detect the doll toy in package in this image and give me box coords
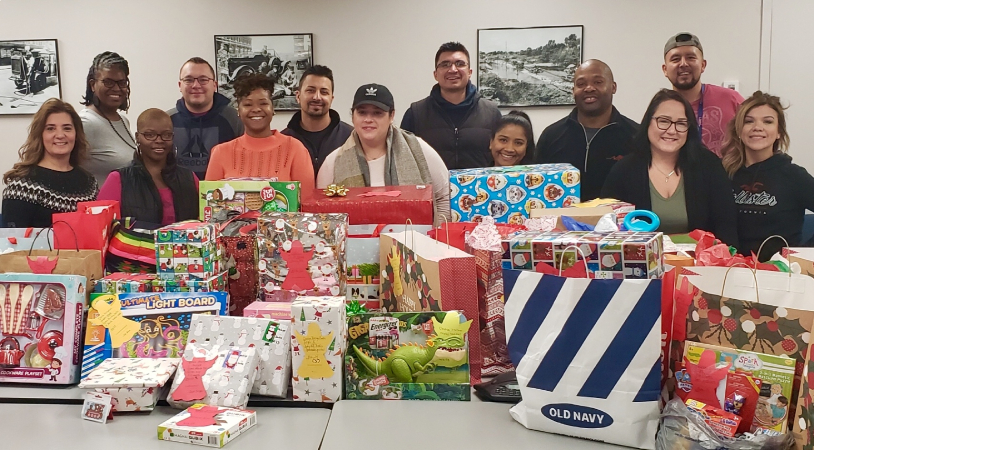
[200,179,301,221]
[0,273,86,385]
[78,358,180,412]
[158,404,257,448]
[256,212,348,302]
[81,292,228,378]
[156,221,223,281]
[189,314,292,398]
[167,339,262,410]
[449,163,581,223]
[344,311,472,401]
[290,296,346,402]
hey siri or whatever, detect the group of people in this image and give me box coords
[0,32,813,258]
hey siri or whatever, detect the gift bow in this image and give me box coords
[324,184,350,197]
[345,300,369,317]
[357,191,402,198]
[467,216,502,251]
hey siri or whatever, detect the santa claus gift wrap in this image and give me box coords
[256,212,348,302]
[290,296,347,402]
[78,358,179,412]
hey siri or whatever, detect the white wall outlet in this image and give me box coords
[722,81,739,91]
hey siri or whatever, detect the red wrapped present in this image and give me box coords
[301,185,434,225]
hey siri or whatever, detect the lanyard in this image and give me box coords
[696,84,706,128]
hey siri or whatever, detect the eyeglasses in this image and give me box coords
[98,78,129,89]
[654,116,689,132]
[436,60,469,70]
[140,131,174,141]
[181,77,215,86]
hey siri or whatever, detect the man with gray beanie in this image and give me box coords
[662,32,744,158]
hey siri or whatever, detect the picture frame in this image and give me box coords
[0,39,61,116]
[476,26,583,107]
[214,33,314,111]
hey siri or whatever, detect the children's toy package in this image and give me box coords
[81,292,228,378]
[449,163,581,223]
[290,296,346,402]
[189,315,292,398]
[200,180,300,221]
[0,273,87,385]
[78,358,179,412]
[158,404,257,448]
[344,311,472,401]
[167,340,261,410]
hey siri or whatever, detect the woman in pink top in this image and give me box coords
[97,108,199,226]
[204,73,315,192]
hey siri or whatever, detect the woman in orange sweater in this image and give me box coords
[205,73,315,192]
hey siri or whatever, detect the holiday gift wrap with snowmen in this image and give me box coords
[256,212,348,302]
[449,163,581,223]
[189,314,292,398]
[290,296,346,402]
[78,358,179,412]
[167,339,261,410]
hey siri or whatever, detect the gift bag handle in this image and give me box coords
[437,213,452,248]
[720,262,760,303]
[756,235,793,286]
[29,220,81,256]
[558,245,594,278]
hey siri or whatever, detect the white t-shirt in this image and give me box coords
[79,107,136,188]
[317,134,451,226]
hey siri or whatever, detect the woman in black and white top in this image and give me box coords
[79,51,136,188]
[2,98,98,228]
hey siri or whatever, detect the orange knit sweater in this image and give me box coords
[204,130,316,192]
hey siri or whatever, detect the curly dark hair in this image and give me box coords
[232,72,274,101]
[82,51,130,111]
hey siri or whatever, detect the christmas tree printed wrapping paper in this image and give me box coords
[78,357,180,412]
[189,315,292,398]
[290,296,346,402]
[256,212,348,302]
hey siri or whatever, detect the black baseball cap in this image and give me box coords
[664,32,703,55]
[352,83,394,112]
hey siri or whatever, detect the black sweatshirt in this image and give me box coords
[731,153,813,258]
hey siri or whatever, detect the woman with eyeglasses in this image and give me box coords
[97,108,199,226]
[601,89,737,245]
[721,91,813,259]
[79,51,136,188]
[2,99,98,228]
[204,73,315,192]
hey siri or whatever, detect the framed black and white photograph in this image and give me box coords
[214,33,313,111]
[477,26,583,107]
[0,39,61,115]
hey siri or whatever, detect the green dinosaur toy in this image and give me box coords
[351,312,473,383]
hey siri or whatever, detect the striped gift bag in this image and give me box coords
[503,269,662,449]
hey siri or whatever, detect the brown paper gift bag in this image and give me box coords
[0,249,104,293]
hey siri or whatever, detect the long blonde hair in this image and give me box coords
[721,91,789,177]
[3,98,90,183]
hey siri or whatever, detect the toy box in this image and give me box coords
[684,341,797,434]
[81,292,228,378]
[78,358,179,412]
[167,340,261,410]
[0,273,86,385]
[156,221,223,280]
[158,404,257,448]
[241,301,293,321]
[96,272,227,294]
[290,296,346,402]
[200,180,300,221]
[685,399,742,438]
[189,315,292,398]
[301,185,435,225]
[256,212,347,302]
[449,163,581,223]
[501,230,664,279]
[344,311,472,401]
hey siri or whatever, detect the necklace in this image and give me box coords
[653,164,677,183]
[97,108,137,150]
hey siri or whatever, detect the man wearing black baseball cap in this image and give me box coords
[662,32,744,158]
[316,83,451,226]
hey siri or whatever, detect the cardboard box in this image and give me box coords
[0,274,87,385]
[156,222,223,280]
[78,358,179,412]
[200,180,300,221]
[449,163,581,223]
[290,296,346,402]
[157,404,257,448]
[256,212,348,302]
[241,301,293,321]
[570,198,635,225]
[344,311,472,401]
[502,230,664,279]
[189,315,292,398]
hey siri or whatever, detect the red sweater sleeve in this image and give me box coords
[96,171,123,202]
[287,138,316,193]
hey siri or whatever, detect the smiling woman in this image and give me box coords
[79,51,136,188]
[204,73,316,192]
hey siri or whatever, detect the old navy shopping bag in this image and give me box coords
[502,269,662,449]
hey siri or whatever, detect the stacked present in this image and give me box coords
[155,222,224,280]
[449,163,581,223]
[501,230,664,279]
[96,272,226,294]
[256,212,348,302]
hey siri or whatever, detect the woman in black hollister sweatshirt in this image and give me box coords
[722,91,814,260]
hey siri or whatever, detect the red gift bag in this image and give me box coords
[216,211,261,316]
[52,202,116,259]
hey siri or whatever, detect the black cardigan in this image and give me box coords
[601,148,739,246]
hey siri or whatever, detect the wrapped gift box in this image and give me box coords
[156,222,223,280]
[256,212,347,302]
[0,274,87,385]
[167,341,261,410]
[200,180,301,221]
[449,163,581,223]
[157,404,257,448]
[189,315,292,398]
[290,296,346,403]
[152,273,227,293]
[344,311,472,401]
[95,273,157,294]
[501,230,664,279]
[78,358,179,412]
[96,273,227,294]
[301,185,435,225]
[241,301,293,321]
